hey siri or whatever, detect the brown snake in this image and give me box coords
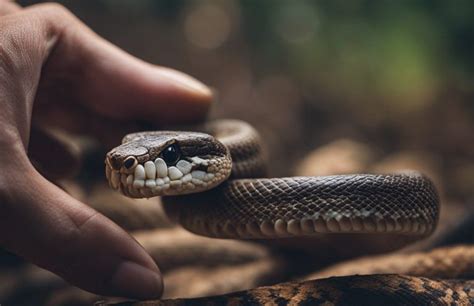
[104,119,474,305]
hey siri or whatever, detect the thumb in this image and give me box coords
[0,153,162,298]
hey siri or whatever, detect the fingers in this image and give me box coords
[0,6,164,297]
[28,3,213,124]
[0,0,21,15]
[28,125,81,180]
[0,158,163,298]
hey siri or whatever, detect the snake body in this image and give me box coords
[106,119,439,240]
[103,275,474,306]
[101,119,474,305]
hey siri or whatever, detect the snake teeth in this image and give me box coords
[155,158,168,178]
[120,173,127,186]
[176,160,192,174]
[168,167,184,180]
[133,179,145,188]
[134,164,145,180]
[145,180,156,188]
[182,174,192,183]
[191,170,207,180]
[144,161,156,179]
[110,171,120,189]
[190,156,208,166]
[105,165,111,180]
[106,154,231,198]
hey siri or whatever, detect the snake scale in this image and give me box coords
[105,119,473,305]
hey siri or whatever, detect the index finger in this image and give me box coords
[30,3,213,125]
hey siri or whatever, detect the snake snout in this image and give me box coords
[106,152,122,171]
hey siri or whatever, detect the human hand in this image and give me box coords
[0,1,212,299]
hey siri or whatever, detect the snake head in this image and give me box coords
[105,131,232,198]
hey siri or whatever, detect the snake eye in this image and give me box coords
[123,156,137,169]
[162,144,181,166]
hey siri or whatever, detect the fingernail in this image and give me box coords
[160,68,212,97]
[109,261,163,299]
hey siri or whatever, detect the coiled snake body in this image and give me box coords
[106,119,439,240]
[104,119,474,305]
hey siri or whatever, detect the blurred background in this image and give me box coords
[19,0,474,201]
[3,0,474,305]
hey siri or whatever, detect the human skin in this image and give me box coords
[0,1,212,299]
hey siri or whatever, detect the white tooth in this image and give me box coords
[164,177,170,183]
[170,180,182,188]
[182,173,192,183]
[126,174,134,185]
[145,179,156,188]
[190,156,207,165]
[105,166,111,180]
[162,183,170,190]
[134,164,145,180]
[155,158,168,178]
[120,174,127,186]
[111,171,120,189]
[168,167,183,180]
[156,178,164,186]
[191,170,207,180]
[176,160,192,174]
[144,161,156,179]
[205,173,215,181]
[133,179,145,188]
[192,178,203,185]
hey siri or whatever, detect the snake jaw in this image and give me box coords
[106,154,232,198]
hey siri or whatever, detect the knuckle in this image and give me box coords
[30,2,81,39]
[54,210,100,254]
[44,210,102,275]
[34,2,72,19]
[0,2,19,15]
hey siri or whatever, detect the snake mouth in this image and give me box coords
[105,156,231,198]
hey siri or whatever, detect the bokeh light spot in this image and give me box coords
[184,4,232,49]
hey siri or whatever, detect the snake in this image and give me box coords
[102,119,474,304]
[100,275,473,306]
[105,119,439,240]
